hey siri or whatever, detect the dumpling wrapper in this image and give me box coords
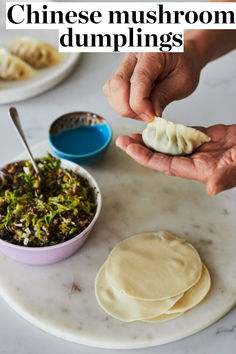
[9,37,62,69]
[167,263,211,314]
[0,48,35,81]
[106,231,202,301]
[143,265,210,322]
[142,311,184,323]
[95,263,183,322]
[142,117,211,155]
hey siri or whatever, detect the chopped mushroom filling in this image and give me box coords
[0,154,97,247]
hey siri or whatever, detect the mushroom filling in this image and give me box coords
[0,154,97,247]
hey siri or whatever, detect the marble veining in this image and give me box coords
[215,325,236,336]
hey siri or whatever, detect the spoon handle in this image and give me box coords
[8,107,40,175]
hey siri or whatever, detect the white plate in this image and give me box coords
[0,29,80,104]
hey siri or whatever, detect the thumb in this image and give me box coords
[129,54,164,121]
[150,83,172,117]
[206,163,236,196]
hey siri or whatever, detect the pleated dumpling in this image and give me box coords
[142,117,211,155]
[9,37,62,69]
[0,48,35,81]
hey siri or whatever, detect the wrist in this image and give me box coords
[184,30,211,69]
[185,29,236,69]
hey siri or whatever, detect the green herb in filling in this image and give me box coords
[0,154,97,247]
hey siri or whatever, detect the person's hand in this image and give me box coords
[116,124,236,195]
[103,39,202,122]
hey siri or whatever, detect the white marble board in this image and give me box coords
[0,125,235,349]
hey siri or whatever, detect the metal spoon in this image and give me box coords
[8,107,41,177]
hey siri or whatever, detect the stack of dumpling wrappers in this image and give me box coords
[95,231,211,323]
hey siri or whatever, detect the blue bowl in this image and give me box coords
[48,111,112,165]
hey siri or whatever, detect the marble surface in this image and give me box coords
[0,133,236,349]
[0,11,236,354]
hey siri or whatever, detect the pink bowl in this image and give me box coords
[0,159,102,265]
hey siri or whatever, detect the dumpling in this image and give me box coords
[0,48,35,81]
[9,37,62,69]
[142,117,211,155]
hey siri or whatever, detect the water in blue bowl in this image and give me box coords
[49,122,112,165]
[51,125,108,155]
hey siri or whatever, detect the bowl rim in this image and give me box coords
[48,111,113,158]
[0,157,102,252]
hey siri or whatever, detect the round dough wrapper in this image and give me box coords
[142,311,184,323]
[106,231,202,301]
[95,263,183,322]
[167,264,211,314]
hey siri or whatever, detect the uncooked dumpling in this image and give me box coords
[142,117,210,155]
[0,48,35,81]
[106,231,202,301]
[9,37,62,69]
[95,263,183,322]
[167,264,211,314]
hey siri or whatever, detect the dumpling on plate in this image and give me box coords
[0,48,35,81]
[142,117,211,155]
[9,37,63,69]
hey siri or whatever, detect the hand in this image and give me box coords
[116,124,236,195]
[103,39,202,122]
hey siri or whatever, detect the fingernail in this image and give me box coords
[149,116,155,122]
[154,104,163,118]
[115,137,122,147]
[207,183,221,196]
[139,113,153,123]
